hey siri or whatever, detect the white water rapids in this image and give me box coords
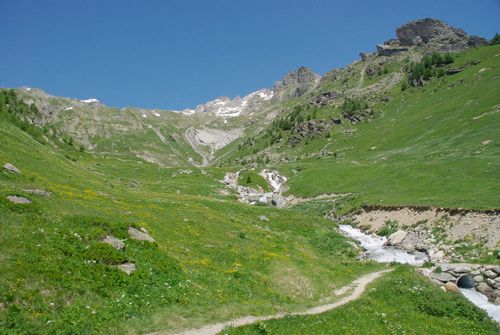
[339,224,500,322]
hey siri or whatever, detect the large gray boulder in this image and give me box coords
[128,227,155,243]
[388,230,407,245]
[101,235,125,250]
[115,262,136,275]
[430,272,456,283]
[6,195,31,204]
[3,163,20,174]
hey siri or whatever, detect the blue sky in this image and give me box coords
[1,0,499,110]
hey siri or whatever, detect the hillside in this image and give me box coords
[0,18,499,334]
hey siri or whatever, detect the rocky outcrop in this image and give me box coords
[115,262,136,275]
[128,227,155,243]
[312,91,340,107]
[3,163,20,174]
[23,189,51,197]
[396,18,486,51]
[101,235,125,250]
[6,195,31,204]
[274,66,320,100]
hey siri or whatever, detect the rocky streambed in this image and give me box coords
[339,224,500,322]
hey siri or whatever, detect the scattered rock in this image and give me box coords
[6,195,31,204]
[440,286,447,292]
[477,282,495,297]
[115,262,136,275]
[481,139,491,145]
[483,269,497,279]
[444,282,460,293]
[23,189,51,197]
[388,230,408,245]
[431,272,456,283]
[473,275,484,283]
[128,227,155,243]
[101,235,125,250]
[3,163,20,174]
[492,266,500,275]
[259,215,269,222]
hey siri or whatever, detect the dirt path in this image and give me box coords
[150,269,393,335]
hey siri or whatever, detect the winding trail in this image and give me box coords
[150,269,393,335]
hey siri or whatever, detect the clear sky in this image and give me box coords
[1,0,499,110]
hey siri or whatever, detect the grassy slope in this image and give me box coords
[280,45,500,209]
[0,115,380,334]
[223,266,499,335]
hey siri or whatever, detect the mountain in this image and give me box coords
[1,18,499,335]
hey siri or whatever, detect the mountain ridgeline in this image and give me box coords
[4,18,494,169]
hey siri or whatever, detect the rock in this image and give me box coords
[115,262,136,275]
[396,18,476,51]
[471,270,481,276]
[442,264,470,273]
[128,227,155,243]
[476,282,495,296]
[3,163,20,174]
[431,272,455,283]
[6,195,31,204]
[473,275,484,283]
[23,189,51,197]
[259,215,269,222]
[271,194,286,208]
[494,297,500,306]
[274,66,320,100]
[444,282,460,293]
[101,235,125,250]
[491,266,500,275]
[486,278,496,288]
[429,250,445,261]
[359,52,369,61]
[482,269,497,279]
[388,230,408,245]
[440,286,447,292]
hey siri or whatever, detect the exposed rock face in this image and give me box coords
[274,66,320,100]
[313,91,340,106]
[128,227,155,243]
[101,235,125,250]
[396,18,485,51]
[3,163,20,174]
[6,195,31,204]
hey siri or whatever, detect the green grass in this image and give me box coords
[0,112,380,334]
[238,170,271,191]
[277,45,500,210]
[222,266,500,335]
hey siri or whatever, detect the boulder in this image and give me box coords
[482,269,497,279]
[6,195,31,204]
[473,275,484,283]
[430,272,455,283]
[115,262,136,275]
[128,227,155,243]
[101,235,125,250]
[388,230,407,245]
[476,282,495,296]
[23,189,51,197]
[444,282,460,293]
[491,266,500,275]
[3,163,20,174]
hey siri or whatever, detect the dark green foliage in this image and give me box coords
[377,220,398,236]
[406,52,453,87]
[490,33,500,45]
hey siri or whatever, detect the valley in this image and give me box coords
[0,18,499,334]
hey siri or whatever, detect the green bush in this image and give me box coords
[85,242,127,265]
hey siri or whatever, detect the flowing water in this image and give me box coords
[338,224,500,322]
[338,225,428,266]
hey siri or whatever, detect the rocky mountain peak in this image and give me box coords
[273,66,320,100]
[395,18,486,51]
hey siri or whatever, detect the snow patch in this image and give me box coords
[81,98,99,104]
